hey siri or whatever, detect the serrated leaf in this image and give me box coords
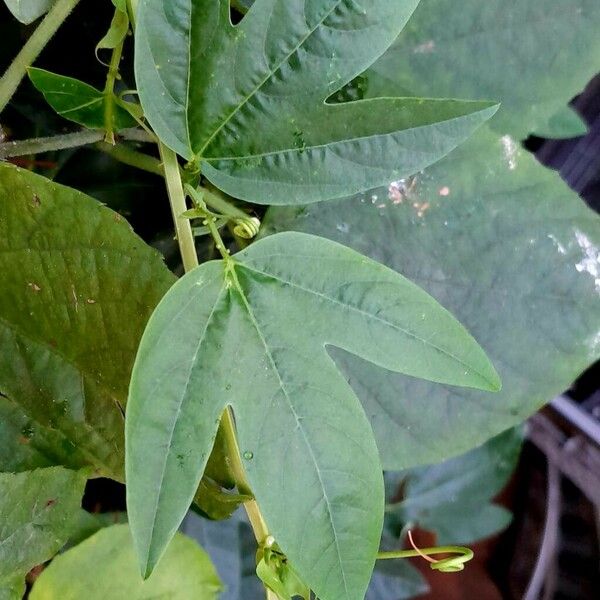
[263,126,600,468]
[134,0,497,205]
[4,0,54,24]
[29,524,222,599]
[0,467,86,592]
[28,68,137,131]
[387,428,522,545]
[0,163,175,479]
[365,0,600,138]
[126,231,499,600]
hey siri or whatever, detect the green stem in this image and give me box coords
[203,187,249,220]
[159,143,199,272]
[220,409,270,542]
[203,212,231,261]
[103,29,126,144]
[96,142,163,176]
[0,128,153,159]
[0,129,103,159]
[0,0,82,114]
[126,0,139,24]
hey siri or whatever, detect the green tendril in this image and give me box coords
[377,531,474,573]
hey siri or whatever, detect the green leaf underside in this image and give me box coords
[126,232,499,600]
[28,68,136,131]
[365,0,600,138]
[0,467,86,591]
[29,525,221,599]
[263,126,600,469]
[0,163,175,479]
[533,105,588,139]
[135,0,497,204]
[389,428,523,545]
[4,0,54,25]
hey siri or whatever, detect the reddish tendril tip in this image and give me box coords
[408,530,439,565]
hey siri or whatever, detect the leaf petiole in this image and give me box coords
[103,18,126,145]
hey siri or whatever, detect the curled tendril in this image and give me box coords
[376,530,474,574]
[233,216,261,239]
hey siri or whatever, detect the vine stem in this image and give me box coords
[96,142,163,176]
[0,0,82,113]
[220,409,270,541]
[0,128,153,159]
[159,144,198,272]
[103,28,126,144]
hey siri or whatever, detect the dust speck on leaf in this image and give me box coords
[413,40,435,54]
[500,135,518,170]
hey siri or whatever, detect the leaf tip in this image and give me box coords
[482,364,502,393]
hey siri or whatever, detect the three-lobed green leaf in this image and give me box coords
[126,231,499,600]
[135,0,497,204]
[0,163,175,479]
[264,125,600,469]
[29,524,222,599]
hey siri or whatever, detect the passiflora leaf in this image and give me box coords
[28,68,137,131]
[126,232,499,600]
[0,163,175,478]
[29,525,222,599]
[263,126,600,468]
[4,0,55,24]
[387,428,523,545]
[134,0,497,204]
[365,0,600,138]
[0,467,87,592]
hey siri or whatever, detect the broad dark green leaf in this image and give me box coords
[135,0,497,204]
[126,231,499,600]
[4,0,54,24]
[0,163,175,479]
[28,68,137,131]
[387,428,523,545]
[0,467,86,592]
[365,0,600,138]
[263,126,600,468]
[29,524,222,599]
